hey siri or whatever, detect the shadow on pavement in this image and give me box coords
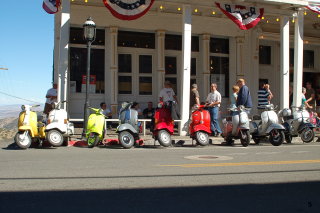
[0,181,320,213]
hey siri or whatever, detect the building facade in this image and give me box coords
[54,0,320,135]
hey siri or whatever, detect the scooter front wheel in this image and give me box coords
[269,130,284,146]
[87,132,100,148]
[119,131,135,149]
[240,130,251,147]
[195,131,209,146]
[14,131,32,149]
[158,130,172,147]
[300,127,314,143]
[46,130,63,147]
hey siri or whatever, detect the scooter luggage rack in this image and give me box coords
[69,118,182,136]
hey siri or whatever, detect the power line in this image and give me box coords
[0,91,42,104]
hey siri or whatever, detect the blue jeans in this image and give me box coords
[208,107,222,134]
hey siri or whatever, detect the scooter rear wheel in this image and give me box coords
[195,131,209,146]
[158,130,172,147]
[14,131,31,149]
[46,129,63,147]
[240,130,251,147]
[119,131,135,149]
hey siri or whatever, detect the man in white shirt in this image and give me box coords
[44,83,57,116]
[159,81,178,103]
[206,83,222,137]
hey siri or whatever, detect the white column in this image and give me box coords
[105,27,118,116]
[200,34,210,99]
[293,10,304,108]
[156,30,166,95]
[280,16,290,109]
[179,5,192,136]
[53,13,61,84]
[57,0,70,109]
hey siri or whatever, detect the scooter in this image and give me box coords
[117,102,140,149]
[222,105,251,147]
[152,101,175,147]
[14,105,46,149]
[45,101,74,147]
[250,104,285,146]
[278,106,315,143]
[189,104,211,146]
[86,107,106,148]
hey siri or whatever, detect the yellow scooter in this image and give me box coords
[86,107,106,148]
[14,105,46,149]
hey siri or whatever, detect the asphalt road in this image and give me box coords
[0,139,320,213]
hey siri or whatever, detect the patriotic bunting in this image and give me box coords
[43,0,61,14]
[215,2,264,30]
[103,0,155,20]
[307,5,320,14]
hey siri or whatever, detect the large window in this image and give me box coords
[210,38,229,54]
[118,31,155,49]
[165,34,199,52]
[165,56,178,94]
[70,48,105,93]
[118,54,153,96]
[290,48,315,69]
[259,45,271,65]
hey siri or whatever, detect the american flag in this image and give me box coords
[43,0,61,14]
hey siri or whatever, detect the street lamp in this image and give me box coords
[82,17,96,137]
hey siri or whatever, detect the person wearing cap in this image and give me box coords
[159,81,178,103]
[190,83,200,109]
[43,83,57,116]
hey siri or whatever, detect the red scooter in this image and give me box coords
[189,105,212,146]
[152,101,174,147]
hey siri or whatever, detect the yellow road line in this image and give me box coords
[160,159,320,168]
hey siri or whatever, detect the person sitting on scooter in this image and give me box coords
[159,81,180,119]
[100,102,112,129]
[236,79,252,114]
[44,83,57,117]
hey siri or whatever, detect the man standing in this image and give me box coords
[305,82,316,110]
[44,83,57,116]
[257,82,273,113]
[236,79,252,113]
[143,102,155,119]
[190,83,200,109]
[100,102,112,118]
[206,83,222,137]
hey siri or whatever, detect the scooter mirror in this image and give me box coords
[21,105,26,111]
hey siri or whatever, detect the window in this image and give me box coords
[139,77,152,95]
[210,56,229,97]
[118,31,155,49]
[165,56,177,74]
[70,27,105,45]
[118,54,132,94]
[259,45,271,65]
[191,58,197,85]
[70,48,105,93]
[210,38,229,54]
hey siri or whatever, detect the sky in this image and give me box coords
[0,1,54,106]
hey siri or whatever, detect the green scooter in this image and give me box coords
[86,107,106,148]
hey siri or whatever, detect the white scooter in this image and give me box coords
[45,101,74,147]
[222,106,251,147]
[278,106,315,143]
[250,104,285,146]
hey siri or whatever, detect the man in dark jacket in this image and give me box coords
[236,79,252,113]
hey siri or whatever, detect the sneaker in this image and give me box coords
[215,133,221,137]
